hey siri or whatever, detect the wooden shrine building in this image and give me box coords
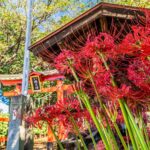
[0,70,66,98]
[0,70,72,145]
[29,2,146,144]
[29,2,145,63]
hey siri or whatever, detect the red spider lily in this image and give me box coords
[27,12,150,146]
[118,25,150,59]
[82,33,115,58]
[117,33,138,55]
[117,26,145,56]
[76,58,104,81]
[73,25,150,114]
[94,70,112,96]
[141,36,150,59]
[133,26,150,59]
[95,33,115,54]
[106,84,131,103]
[126,90,150,112]
[128,59,150,92]
[26,98,95,133]
[81,36,97,58]
[54,49,78,74]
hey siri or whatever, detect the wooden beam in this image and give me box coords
[0,117,9,122]
[3,84,73,97]
[57,80,64,100]
[100,16,108,32]
[0,80,22,86]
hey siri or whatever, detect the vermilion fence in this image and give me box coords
[0,117,9,122]
[0,136,7,142]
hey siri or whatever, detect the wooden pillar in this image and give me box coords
[47,125,55,143]
[57,80,63,101]
[47,80,65,144]
[100,17,108,32]
[58,121,67,140]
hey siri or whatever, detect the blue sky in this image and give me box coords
[0,102,9,113]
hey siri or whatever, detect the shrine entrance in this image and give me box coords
[0,70,73,149]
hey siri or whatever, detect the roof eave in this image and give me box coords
[29,2,144,54]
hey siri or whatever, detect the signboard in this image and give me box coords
[30,76,41,92]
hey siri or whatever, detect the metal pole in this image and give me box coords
[22,1,33,150]
[22,0,32,96]
[7,1,33,150]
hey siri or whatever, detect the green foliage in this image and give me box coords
[33,122,47,136]
[0,114,9,137]
[0,0,115,74]
[0,122,8,137]
[0,0,87,74]
[116,0,150,7]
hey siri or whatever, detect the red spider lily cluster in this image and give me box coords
[27,12,150,148]
[54,22,150,114]
[26,98,95,133]
[54,49,79,74]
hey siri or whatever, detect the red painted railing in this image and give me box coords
[0,136,7,142]
[0,117,9,122]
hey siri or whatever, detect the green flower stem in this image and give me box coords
[86,120,97,150]
[78,91,111,150]
[106,118,119,149]
[68,62,85,109]
[98,52,146,150]
[125,129,130,149]
[70,116,88,150]
[67,65,98,150]
[98,51,140,149]
[123,101,148,150]
[139,112,150,147]
[97,110,119,150]
[139,113,150,148]
[48,125,64,150]
[98,52,116,87]
[88,70,103,108]
[113,122,128,150]
[75,136,81,150]
[88,69,118,149]
[119,100,139,150]
[68,61,79,82]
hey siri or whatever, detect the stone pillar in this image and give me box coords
[6,95,25,150]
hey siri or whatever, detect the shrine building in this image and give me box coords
[29,2,145,63]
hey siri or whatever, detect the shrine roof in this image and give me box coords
[0,74,22,81]
[0,69,59,81]
[29,2,145,63]
[30,69,59,76]
[0,69,64,86]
